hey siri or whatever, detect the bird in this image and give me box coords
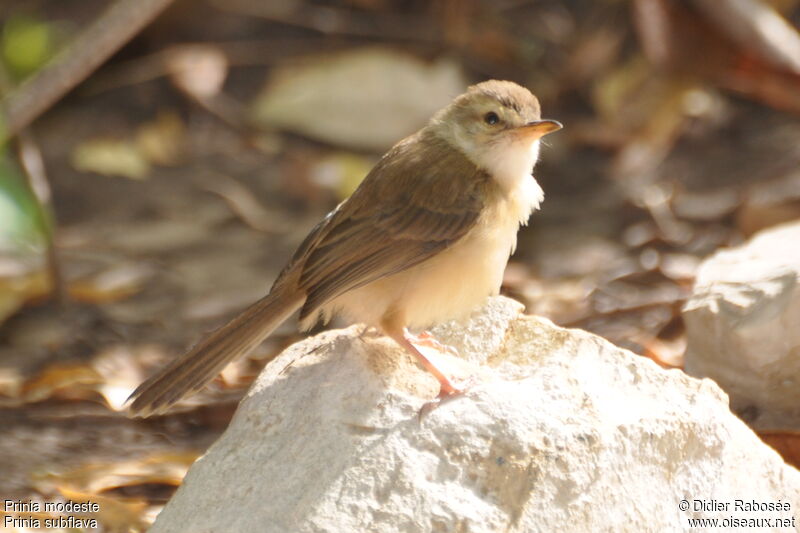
[127,79,562,416]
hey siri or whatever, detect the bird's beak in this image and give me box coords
[516,119,563,138]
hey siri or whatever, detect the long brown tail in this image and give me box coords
[127,285,306,417]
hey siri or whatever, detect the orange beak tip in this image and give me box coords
[526,119,563,135]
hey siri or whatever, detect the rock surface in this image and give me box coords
[683,220,800,430]
[151,296,800,533]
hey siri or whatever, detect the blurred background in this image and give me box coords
[1,0,799,529]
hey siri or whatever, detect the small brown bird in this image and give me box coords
[128,80,561,416]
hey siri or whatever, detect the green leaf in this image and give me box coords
[0,152,50,256]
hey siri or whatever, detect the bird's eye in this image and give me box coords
[484,112,500,125]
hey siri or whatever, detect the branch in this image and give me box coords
[1,0,176,142]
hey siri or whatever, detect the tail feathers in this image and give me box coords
[127,287,305,417]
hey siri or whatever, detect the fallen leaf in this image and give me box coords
[643,334,686,368]
[38,452,199,495]
[0,367,23,399]
[68,262,153,304]
[0,268,50,325]
[91,345,158,411]
[30,452,201,531]
[758,431,800,469]
[21,363,102,403]
[58,487,149,532]
[71,138,150,180]
[218,358,249,388]
[253,47,467,151]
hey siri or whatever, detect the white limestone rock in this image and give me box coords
[683,220,800,430]
[150,296,800,533]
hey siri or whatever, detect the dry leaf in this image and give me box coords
[0,267,50,324]
[30,452,201,531]
[218,358,249,388]
[10,343,161,407]
[21,363,102,403]
[58,487,149,532]
[71,138,150,180]
[253,47,467,151]
[68,262,153,304]
[91,345,158,411]
[759,431,800,469]
[643,334,686,368]
[39,452,199,495]
[0,367,23,399]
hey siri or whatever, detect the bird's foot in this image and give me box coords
[416,374,481,419]
[383,322,478,401]
[403,329,472,397]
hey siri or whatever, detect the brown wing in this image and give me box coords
[285,130,490,321]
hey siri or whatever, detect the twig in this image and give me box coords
[15,129,64,303]
[0,0,176,142]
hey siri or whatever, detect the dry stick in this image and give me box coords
[15,130,65,302]
[0,0,176,142]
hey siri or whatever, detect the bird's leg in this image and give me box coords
[381,320,464,396]
[411,331,459,356]
[400,330,463,396]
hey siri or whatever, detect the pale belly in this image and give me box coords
[326,201,521,330]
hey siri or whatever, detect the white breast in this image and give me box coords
[480,139,544,226]
[485,139,539,188]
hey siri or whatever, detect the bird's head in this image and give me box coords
[432,80,562,189]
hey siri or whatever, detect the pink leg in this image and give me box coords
[382,325,464,397]
[413,331,459,356]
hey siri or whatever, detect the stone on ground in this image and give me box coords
[150,296,800,533]
[683,220,800,430]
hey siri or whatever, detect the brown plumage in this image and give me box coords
[127,80,561,416]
